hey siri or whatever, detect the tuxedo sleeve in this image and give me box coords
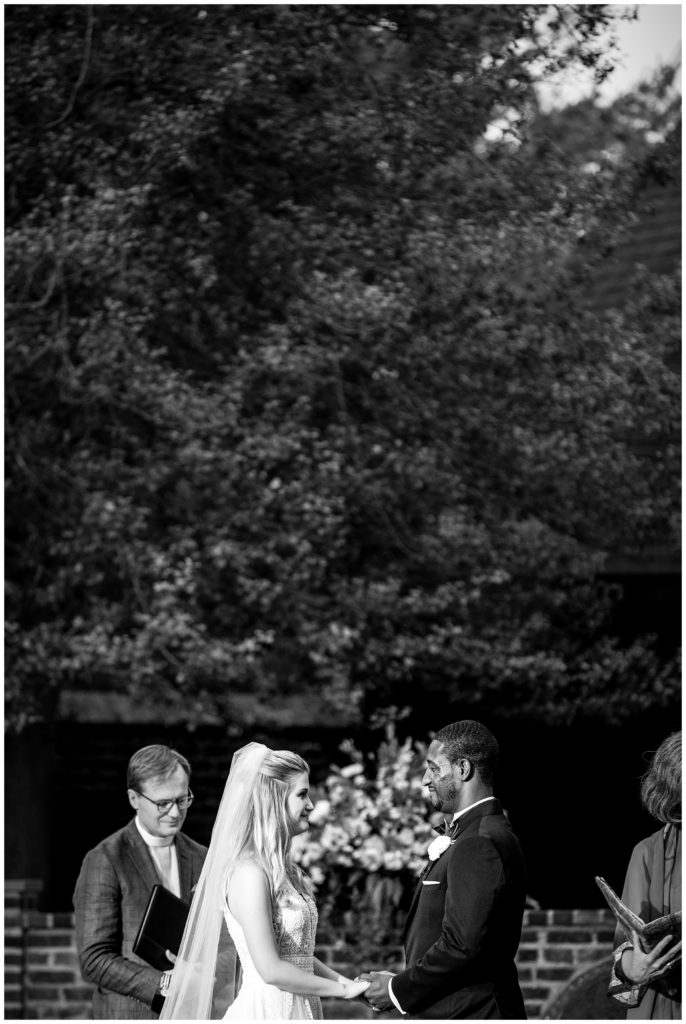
[391,836,505,1015]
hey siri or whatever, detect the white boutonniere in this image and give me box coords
[427,835,453,861]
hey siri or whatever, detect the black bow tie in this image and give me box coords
[433,818,459,838]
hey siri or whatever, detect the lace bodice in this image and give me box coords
[222,876,322,1019]
[272,880,319,963]
[225,878,318,975]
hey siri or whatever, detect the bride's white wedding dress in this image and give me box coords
[223,879,324,1020]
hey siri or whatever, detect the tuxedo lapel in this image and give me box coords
[403,857,441,943]
[402,799,503,946]
[403,874,426,943]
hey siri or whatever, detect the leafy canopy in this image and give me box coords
[5,5,680,730]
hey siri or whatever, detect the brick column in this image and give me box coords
[5,880,44,1020]
[23,911,92,1019]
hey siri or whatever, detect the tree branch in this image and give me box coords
[47,5,94,129]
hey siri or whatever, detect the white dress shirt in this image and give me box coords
[135,817,181,897]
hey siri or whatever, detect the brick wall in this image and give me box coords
[517,909,615,1019]
[5,882,615,1020]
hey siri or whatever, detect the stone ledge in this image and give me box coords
[523,909,614,927]
[572,909,614,925]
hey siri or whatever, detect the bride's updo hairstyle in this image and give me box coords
[236,748,312,902]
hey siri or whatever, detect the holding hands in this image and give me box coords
[355,970,396,1012]
[340,977,372,1000]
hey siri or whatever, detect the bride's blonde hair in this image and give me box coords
[235,749,313,901]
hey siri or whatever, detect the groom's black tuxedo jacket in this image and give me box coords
[392,798,527,1019]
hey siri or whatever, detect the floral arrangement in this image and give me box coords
[292,722,441,952]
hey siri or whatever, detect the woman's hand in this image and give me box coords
[341,978,371,1000]
[621,930,682,985]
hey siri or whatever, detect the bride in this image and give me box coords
[160,742,369,1019]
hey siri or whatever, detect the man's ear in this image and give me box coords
[457,758,473,780]
[127,788,138,811]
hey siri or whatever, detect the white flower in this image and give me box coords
[340,763,364,778]
[427,835,453,861]
[309,865,325,887]
[328,783,347,805]
[383,850,405,871]
[320,823,348,851]
[308,800,331,826]
[356,835,385,871]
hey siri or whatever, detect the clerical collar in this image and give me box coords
[135,816,176,848]
[451,795,496,824]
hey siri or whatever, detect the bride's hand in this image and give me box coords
[342,978,371,1000]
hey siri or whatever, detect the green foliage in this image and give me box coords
[5,5,680,731]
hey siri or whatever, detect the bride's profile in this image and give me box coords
[160,742,369,1019]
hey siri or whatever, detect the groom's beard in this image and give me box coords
[427,783,456,810]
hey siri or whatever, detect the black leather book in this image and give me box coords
[132,884,190,970]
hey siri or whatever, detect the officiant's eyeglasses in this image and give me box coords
[135,790,194,813]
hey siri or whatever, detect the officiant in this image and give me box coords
[608,731,682,1019]
[73,744,207,1019]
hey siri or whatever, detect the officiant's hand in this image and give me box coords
[361,971,395,1012]
[159,949,177,995]
[621,930,682,985]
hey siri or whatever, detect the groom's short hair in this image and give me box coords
[435,720,499,785]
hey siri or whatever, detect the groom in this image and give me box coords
[362,720,527,1019]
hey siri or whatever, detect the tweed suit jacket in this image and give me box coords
[392,798,527,1019]
[73,818,206,1019]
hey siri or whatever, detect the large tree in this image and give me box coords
[5,5,680,731]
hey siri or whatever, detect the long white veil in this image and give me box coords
[160,741,270,1020]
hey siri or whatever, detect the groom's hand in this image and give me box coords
[363,971,395,1012]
